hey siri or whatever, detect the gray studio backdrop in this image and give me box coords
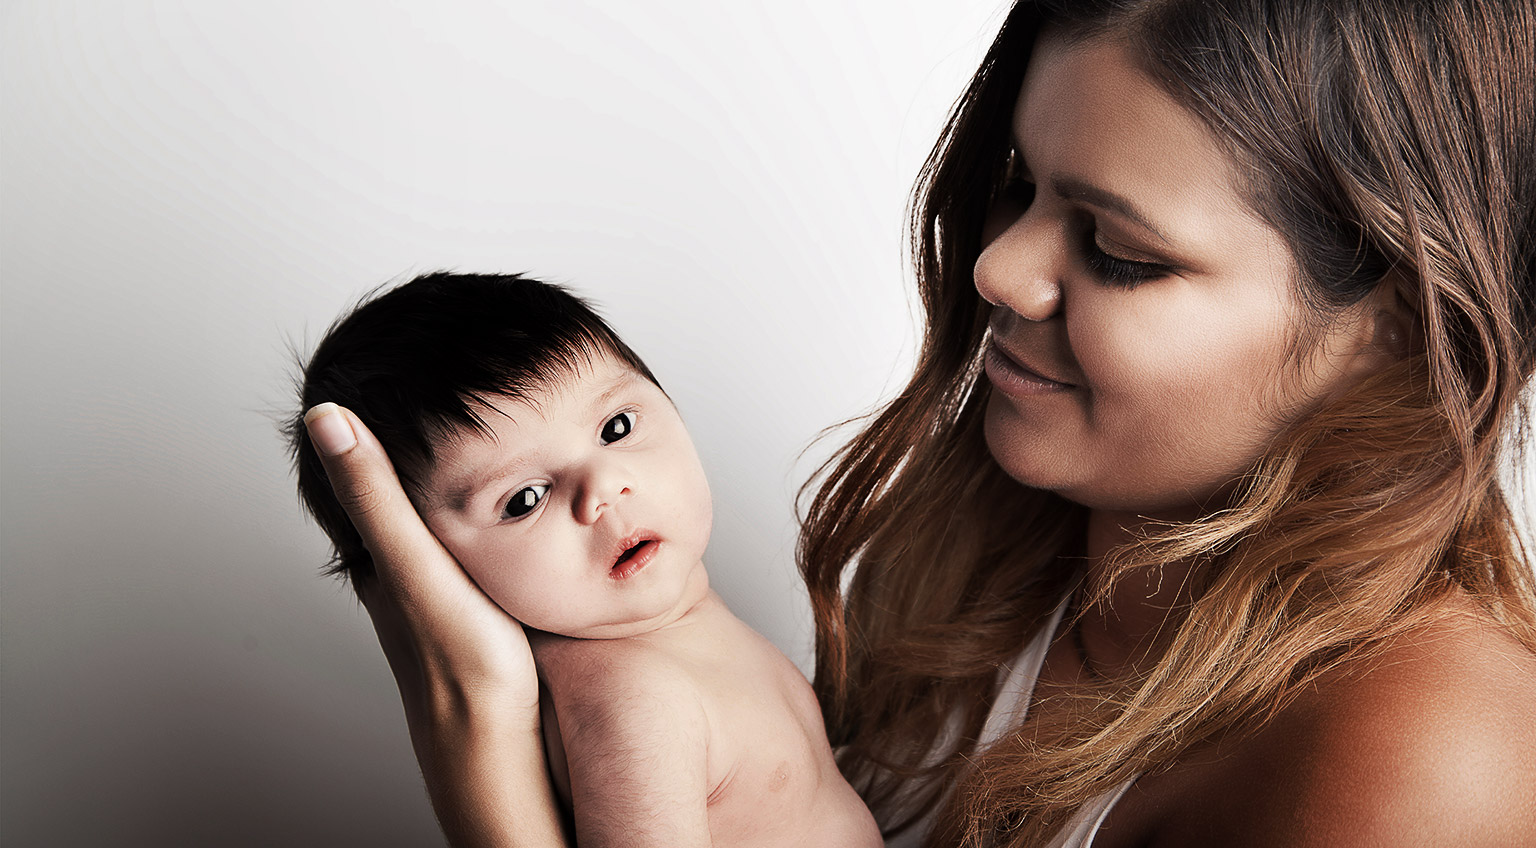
[3,2,1531,847]
[1,1,1011,845]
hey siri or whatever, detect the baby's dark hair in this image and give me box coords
[285,271,660,587]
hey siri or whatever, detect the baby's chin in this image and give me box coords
[524,614,680,641]
[516,562,712,640]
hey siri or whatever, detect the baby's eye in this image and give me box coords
[502,484,548,520]
[600,412,637,445]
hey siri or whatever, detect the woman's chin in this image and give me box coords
[983,405,1084,494]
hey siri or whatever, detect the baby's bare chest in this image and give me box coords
[694,642,881,846]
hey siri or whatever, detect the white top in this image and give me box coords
[881,595,1136,848]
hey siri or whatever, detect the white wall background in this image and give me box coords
[1,1,1011,844]
[6,3,1533,847]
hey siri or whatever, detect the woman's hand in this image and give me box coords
[304,402,568,848]
[304,402,535,711]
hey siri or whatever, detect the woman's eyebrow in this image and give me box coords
[1051,174,1172,245]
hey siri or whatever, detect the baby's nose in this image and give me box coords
[575,470,632,524]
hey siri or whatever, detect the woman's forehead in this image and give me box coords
[1012,33,1267,253]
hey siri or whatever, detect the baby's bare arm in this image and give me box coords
[543,643,714,848]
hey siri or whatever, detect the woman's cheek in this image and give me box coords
[1072,311,1291,501]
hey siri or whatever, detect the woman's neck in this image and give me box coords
[1077,508,1201,677]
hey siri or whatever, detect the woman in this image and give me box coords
[303,0,1536,844]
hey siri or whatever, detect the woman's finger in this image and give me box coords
[304,402,536,692]
[303,402,459,604]
[355,575,423,690]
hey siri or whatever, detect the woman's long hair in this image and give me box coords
[798,0,1536,844]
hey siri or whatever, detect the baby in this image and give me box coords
[290,272,881,847]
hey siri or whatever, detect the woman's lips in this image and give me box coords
[610,539,659,580]
[984,342,1075,395]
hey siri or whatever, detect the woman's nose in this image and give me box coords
[973,210,1066,321]
[574,461,632,525]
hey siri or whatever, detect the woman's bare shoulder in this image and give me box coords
[1150,606,1536,846]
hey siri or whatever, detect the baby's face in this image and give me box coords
[418,353,713,639]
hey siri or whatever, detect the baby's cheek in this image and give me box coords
[433,531,530,618]
[690,466,714,535]
[479,569,558,628]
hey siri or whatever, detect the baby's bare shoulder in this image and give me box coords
[536,635,704,707]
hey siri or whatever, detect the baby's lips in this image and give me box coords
[609,539,661,580]
[608,529,659,567]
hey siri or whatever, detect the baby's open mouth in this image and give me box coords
[610,538,659,579]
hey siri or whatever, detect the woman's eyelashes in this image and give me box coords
[502,484,549,520]
[600,411,637,445]
[1083,238,1173,289]
[998,159,1172,290]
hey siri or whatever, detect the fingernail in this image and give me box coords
[304,403,357,456]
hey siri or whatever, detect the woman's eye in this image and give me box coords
[1001,176,1036,207]
[1083,237,1172,290]
[1000,149,1036,207]
[600,412,637,445]
[502,484,548,520]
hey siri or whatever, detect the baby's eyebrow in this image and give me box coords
[427,439,534,513]
[431,451,526,516]
[431,482,477,515]
[587,369,645,413]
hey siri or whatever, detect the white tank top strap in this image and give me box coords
[1043,774,1136,848]
[879,591,1138,847]
[977,591,1072,744]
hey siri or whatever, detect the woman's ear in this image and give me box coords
[1334,272,1418,381]
[1372,309,1410,360]
[1367,271,1418,361]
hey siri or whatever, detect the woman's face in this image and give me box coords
[977,32,1389,515]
